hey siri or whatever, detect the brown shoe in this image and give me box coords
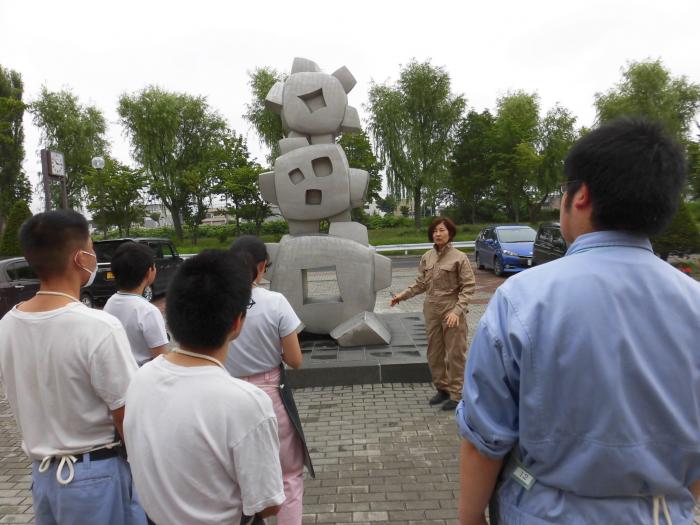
[429,390,450,405]
[441,399,459,411]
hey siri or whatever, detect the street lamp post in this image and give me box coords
[91,156,106,238]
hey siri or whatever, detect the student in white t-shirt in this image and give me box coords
[124,249,285,525]
[104,242,169,365]
[0,210,146,525]
[227,235,309,525]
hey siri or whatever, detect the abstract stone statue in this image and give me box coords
[260,57,392,344]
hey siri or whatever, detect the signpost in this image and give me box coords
[40,149,68,210]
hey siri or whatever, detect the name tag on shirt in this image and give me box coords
[512,465,536,490]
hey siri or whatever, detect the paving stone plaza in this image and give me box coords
[1,260,699,524]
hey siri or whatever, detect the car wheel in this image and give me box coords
[476,252,485,270]
[142,285,153,302]
[80,292,94,308]
[493,257,504,277]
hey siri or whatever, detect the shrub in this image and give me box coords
[652,200,700,259]
[0,200,32,256]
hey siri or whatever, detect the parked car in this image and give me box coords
[532,223,568,266]
[474,225,536,276]
[0,257,40,318]
[81,238,183,308]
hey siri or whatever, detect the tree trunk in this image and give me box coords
[171,207,184,240]
[0,214,6,238]
[471,196,477,224]
[413,186,422,229]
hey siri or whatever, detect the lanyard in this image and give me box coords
[36,291,80,303]
[170,347,224,369]
[116,291,147,300]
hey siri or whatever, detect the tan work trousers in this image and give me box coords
[423,297,468,401]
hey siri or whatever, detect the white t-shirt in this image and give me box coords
[226,287,303,377]
[104,292,169,364]
[0,303,137,460]
[124,356,285,525]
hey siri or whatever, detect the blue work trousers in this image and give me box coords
[31,454,147,525]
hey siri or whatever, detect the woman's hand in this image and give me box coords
[390,292,404,307]
[444,312,460,328]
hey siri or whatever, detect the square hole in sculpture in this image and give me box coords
[302,266,343,304]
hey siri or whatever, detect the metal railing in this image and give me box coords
[181,241,475,259]
[373,241,475,255]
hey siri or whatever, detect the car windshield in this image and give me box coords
[93,241,127,263]
[497,228,536,243]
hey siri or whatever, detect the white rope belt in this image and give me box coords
[37,441,121,485]
[652,495,672,525]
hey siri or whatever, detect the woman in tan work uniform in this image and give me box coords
[391,217,475,411]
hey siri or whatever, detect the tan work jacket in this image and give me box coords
[402,243,475,316]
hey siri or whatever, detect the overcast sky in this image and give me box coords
[2,0,699,211]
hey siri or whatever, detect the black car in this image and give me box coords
[0,257,40,318]
[532,223,568,266]
[81,238,183,308]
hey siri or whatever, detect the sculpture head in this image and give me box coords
[266,58,361,140]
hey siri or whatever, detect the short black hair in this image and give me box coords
[564,117,687,235]
[229,235,268,278]
[166,250,253,351]
[428,217,457,242]
[19,210,90,279]
[111,242,155,290]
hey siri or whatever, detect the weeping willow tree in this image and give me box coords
[243,67,287,165]
[366,60,465,227]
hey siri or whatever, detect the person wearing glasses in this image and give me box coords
[456,118,700,525]
[226,236,312,525]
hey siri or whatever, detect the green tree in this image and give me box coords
[337,130,383,204]
[376,195,398,215]
[243,67,286,164]
[221,163,271,236]
[450,110,497,223]
[367,60,466,227]
[118,86,229,240]
[0,66,31,236]
[687,137,700,200]
[652,200,700,259]
[491,91,540,222]
[0,200,31,255]
[84,157,147,237]
[595,60,700,139]
[30,87,107,207]
[528,105,578,220]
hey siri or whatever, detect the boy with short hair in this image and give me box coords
[104,242,169,365]
[0,209,146,524]
[124,249,285,524]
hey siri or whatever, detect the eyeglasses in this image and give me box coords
[559,180,582,195]
[264,260,272,271]
[246,298,256,310]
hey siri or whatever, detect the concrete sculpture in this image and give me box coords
[260,57,392,344]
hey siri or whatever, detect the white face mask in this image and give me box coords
[75,250,97,288]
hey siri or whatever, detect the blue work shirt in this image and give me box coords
[456,230,700,524]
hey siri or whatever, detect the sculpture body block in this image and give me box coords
[259,57,391,340]
[267,235,391,335]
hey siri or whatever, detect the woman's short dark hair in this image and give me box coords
[427,217,457,243]
[111,242,155,290]
[166,250,252,352]
[19,210,90,279]
[229,235,269,278]
[563,117,687,235]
